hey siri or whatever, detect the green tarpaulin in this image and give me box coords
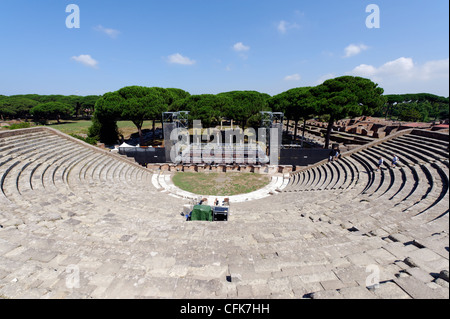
[190,205,213,221]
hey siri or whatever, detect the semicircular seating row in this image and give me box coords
[283,132,449,237]
[0,129,160,227]
[1,129,447,233]
[0,128,448,299]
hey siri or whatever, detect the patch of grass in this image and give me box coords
[172,172,271,196]
[7,122,32,130]
[43,120,93,135]
[45,120,162,140]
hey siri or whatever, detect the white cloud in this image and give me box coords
[351,57,415,81]
[315,73,336,85]
[94,25,120,39]
[284,73,301,81]
[71,54,99,68]
[277,20,300,34]
[167,53,196,65]
[344,44,369,58]
[351,64,378,77]
[349,57,449,95]
[278,21,288,34]
[378,57,415,76]
[233,42,250,52]
[418,59,449,81]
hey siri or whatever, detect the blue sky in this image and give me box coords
[0,0,448,97]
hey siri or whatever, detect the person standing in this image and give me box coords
[334,148,341,161]
[329,149,335,162]
[391,155,399,168]
[376,157,384,171]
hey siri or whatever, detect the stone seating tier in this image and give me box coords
[0,127,448,299]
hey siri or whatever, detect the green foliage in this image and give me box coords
[218,91,270,129]
[117,86,167,130]
[0,94,100,120]
[382,93,449,121]
[88,113,119,145]
[2,78,446,150]
[172,94,232,127]
[87,116,102,140]
[312,76,385,120]
[70,133,98,145]
[7,122,32,130]
[0,97,39,119]
[269,87,316,138]
[391,102,431,122]
[91,86,170,144]
[439,107,449,120]
[267,91,290,114]
[399,106,424,122]
[269,87,316,116]
[311,76,385,148]
[72,95,99,117]
[166,88,191,101]
[30,102,73,124]
[247,112,263,130]
[0,104,15,120]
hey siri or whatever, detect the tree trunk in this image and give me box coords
[286,119,290,134]
[293,120,299,141]
[241,118,248,131]
[301,118,307,148]
[324,117,334,149]
[152,119,156,141]
[137,125,144,146]
[75,102,81,118]
[385,104,393,120]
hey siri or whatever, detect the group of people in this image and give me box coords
[376,154,399,171]
[328,148,341,162]
[328,145,399,172]
[199,197,229,206]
